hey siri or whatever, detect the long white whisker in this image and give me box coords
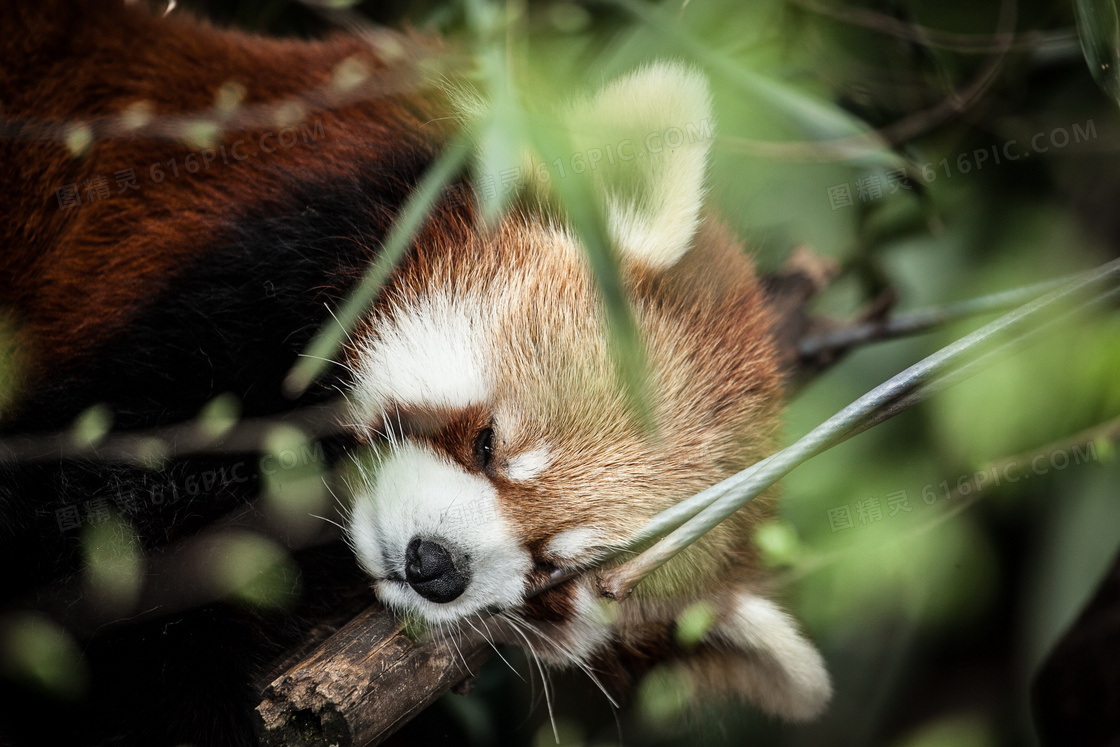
[296,352,359,378]
[573,661,619,709]
[324,303,360,352]
[308,513,346,532]
[502,614,557,741]
[506,609,621,711]
[466,614,523,681]
[497,613,542,712]
[329,383,355,410]
[443,619,472,677]
[324,480,352,521]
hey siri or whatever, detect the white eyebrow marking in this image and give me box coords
[350,294,490,422]
[506,445,552,482]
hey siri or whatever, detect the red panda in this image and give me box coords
[0,0,829,744]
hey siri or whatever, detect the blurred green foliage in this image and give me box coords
[213,531,302,608]
[0,613,88,702]
[82,516,146,612]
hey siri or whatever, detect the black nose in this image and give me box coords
[404,537,470,603]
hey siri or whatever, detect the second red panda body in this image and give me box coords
[0,2,830,744]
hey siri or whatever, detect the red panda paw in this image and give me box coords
[671,591,832,722]
[572,589,832,722]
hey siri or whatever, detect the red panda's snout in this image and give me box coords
[348,438,534,623]
[343,61,832,721]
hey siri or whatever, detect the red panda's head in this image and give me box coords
[343,63,831,720]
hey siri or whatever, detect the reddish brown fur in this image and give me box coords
[0,0,452,378]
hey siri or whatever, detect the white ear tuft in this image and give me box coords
[708,593,832,721]
[565,61,714,270]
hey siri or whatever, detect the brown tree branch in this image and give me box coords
[255,604,490,747]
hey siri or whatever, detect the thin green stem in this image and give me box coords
[797,274,1081,359]
[596,257,1120,600]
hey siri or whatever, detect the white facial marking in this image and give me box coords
[544,526,607,563]
[347,441,532,624]
[351,294,489,424]
[549,583,617,664]
[506,445,552,482]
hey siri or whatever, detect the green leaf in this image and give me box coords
[213,532,300,609]
[82,516,145,611]
[71,404,113,449]
[675,600,718,648]
[891,715,995,747]
[754,519,803,567]
[470,43,527,224]
[1075,0,1120,104]
[524,122,656,431]
[197,392,241,440]
[0,613,88,701]
[637,664,694,728]
[285,134,471,397]
[64,124,93,158]
[261,426,329,531]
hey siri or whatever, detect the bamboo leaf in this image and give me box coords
[524,122,656,431]
[1075,0,1120,104]
[470,44,526,224]
[284,135,470,398]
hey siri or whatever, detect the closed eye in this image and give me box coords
[473,425,494,471]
